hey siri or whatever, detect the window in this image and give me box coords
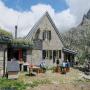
[56,50,58,58]
[42,50,48,59]
[46,50,48,58]
[42,50,52,59]
[42,50,46,59]
[43,31,46,40]
[43,31,51,40]
[49,50,52,59]
[53,50,61,59]
[47,31,51,40]
[35,29,40,39]
[59,50,61,58]
[56,50,61,58]
[49,31,51,40]
[53,50,56,63]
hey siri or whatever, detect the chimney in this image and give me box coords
[15,25,18,39]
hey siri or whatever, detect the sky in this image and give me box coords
[0,0,90,37]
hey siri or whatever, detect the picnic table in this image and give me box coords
[29,66,41,75]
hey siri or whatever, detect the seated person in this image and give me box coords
[40,61,46,72]
[61,61,67,74]
[62,61,67,68]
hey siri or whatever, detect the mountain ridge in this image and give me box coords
[62,9,90,62]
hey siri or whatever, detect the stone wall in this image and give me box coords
[27,14,64,66]
[27,50,42,65]
[0,44,7,76]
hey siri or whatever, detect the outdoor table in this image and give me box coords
[29,66,41,74]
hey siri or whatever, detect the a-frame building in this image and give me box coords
[25,12,76,67]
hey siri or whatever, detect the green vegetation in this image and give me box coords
[0,28,33,48]
[11,39,33,48]
[0,78,28,90]
[0,28,12,38]
[62,20,90,64]
[0,78,51,89]
[77,50,90,64]
[12,39,32,45]
[1,69,90,89]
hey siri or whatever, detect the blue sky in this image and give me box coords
[0,0,90,37]
[2,0,68,12]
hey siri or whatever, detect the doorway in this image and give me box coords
[53,50,56,63]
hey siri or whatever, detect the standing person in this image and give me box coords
[56,58,60,67]
[61,61,67,74]
[62,61,66,68]
[56,58,60,72]
[66,59,70,72]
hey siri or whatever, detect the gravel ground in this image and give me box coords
[31,82,90,90]
[19,68,90,90]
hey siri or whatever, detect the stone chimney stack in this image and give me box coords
[15,25,18,39]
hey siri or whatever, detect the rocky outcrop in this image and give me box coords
[62,9,90,61]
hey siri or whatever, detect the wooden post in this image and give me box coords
[3,49,6,77]
[18,49,22,71]
[18,49,22,61]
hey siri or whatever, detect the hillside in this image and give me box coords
[62,10,90,63]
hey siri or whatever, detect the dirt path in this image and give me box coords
[31,82,90,90]
[19,68,90,90]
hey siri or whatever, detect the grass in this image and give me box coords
[0,77,28,90]
[0,68,90,89]
[28,79,51,88]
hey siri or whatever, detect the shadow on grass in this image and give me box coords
[25,73,36,77]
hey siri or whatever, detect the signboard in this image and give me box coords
[0,44,7,50]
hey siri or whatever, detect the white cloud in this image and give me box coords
[66,0,90,25]
[55,9,76,31]
[0,0,90,37]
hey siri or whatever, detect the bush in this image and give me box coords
[0,29,12,38]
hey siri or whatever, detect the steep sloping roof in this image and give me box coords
[25,11,64,46]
